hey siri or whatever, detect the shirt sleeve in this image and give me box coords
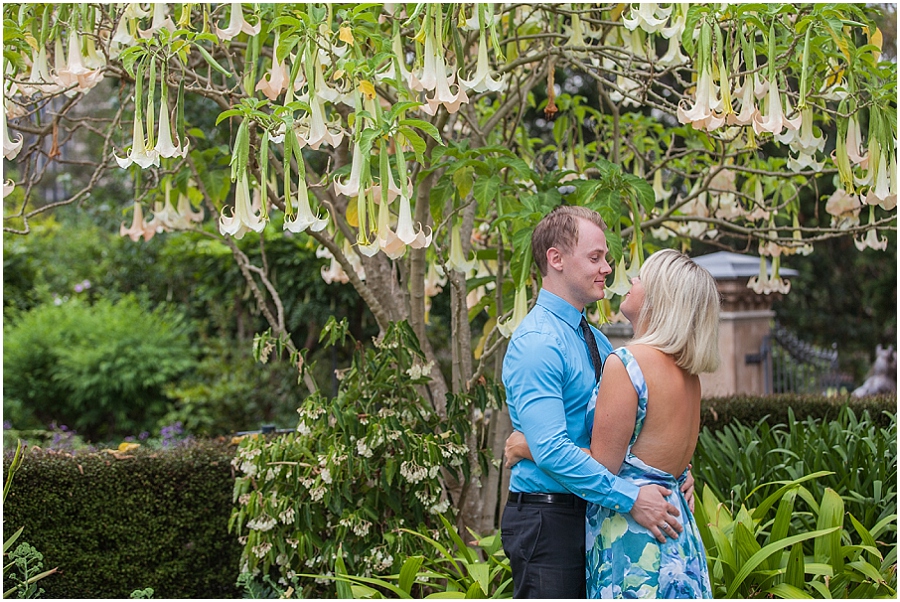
[505,331,640,511]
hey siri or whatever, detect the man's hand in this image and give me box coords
[680,467,695,513]
[630,484,683,543]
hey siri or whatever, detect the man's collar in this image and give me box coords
[536,289,585,330]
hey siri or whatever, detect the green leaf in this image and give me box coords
[473,176,501,207]
[398,127,427,164]
[3,526,24,553]
[605,229,622,264]
[399,118,443,144]
[725,527,841,598]
[334,546,355,599]
[398,556,424,594]
[466,562,491,597]
[215,109,242,126]
[785,542,805,589]
[766,582,812,599]
[464,581,486,598]
[814,488,844,574]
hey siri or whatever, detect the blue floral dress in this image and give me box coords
[584,348,712,599]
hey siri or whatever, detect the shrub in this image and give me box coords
[2,439,240,598]
[229,318,498,597]
[696,476,897,598]
[694,406,897,547]
[3,296,195,441]
[700,394,896,431]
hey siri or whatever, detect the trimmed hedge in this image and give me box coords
[2,439,241,598]
[701,393,896,430]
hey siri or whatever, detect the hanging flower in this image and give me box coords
[747,255,776,295]
[447,223,477,273]
[727,75,759,126]
[256,34,288,101]
[333,140,364,197]
[295,96,344,150]
[498,285,529,338]
[114,105,159,169]
[20,47,58,97]
[623,3,672,34]
[751,75,789,136]
[2,99,23,160]
[215,3,261,41]
[154,94,188,158]
[657,15,688,68]
[845,115,868,167]
[824,188,862,230]
[219,173,266,238]
[458,29,505,93]
[864,145,896,211]
[120,201,154,242]
[53,30,105,97]
[606,257,631,297]
[284,157,329,234]
[676,70,724,131]
[138,3,176,39]
[786,108,825,172]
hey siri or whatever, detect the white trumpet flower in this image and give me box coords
[215,3,261,41]
[752,76,788,136]
[139,3,176,39]
[3,179,14,198]
[53,30,104,97]
[458,30,505,93]
[284,163,329,234]
[296,96,344,150]
[333,140,364,197]
[498,285,529,338]
[606,257,632,297]
[120,201,154,242]
[256,36,288,101]
[447,223,477,273]
[676,69,724,131]
[422,58,468,115]
[154,95,188,158]
[219,174,266,238]
[114,107,159,169]
[623,3,672,34]
[865,148,896,211]
[2,100,23,160]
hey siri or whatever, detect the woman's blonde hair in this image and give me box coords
[631,249,721,374]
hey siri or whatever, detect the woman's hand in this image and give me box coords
[504,430,532,468]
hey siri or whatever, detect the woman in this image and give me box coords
[505,249,720,598]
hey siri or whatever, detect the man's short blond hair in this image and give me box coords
[631,249,721,375]
[531,206,607,276]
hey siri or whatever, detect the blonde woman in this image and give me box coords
[505,249,720,598]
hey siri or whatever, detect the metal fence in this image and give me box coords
[767,321,852,394]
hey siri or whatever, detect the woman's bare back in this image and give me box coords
[626,344,702,477]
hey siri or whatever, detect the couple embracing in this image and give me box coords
[500,206,720,599]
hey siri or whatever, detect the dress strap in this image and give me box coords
[610,347,649,446]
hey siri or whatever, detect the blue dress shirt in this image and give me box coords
[503,289,640,512]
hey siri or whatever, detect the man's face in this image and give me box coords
[557,218,613,308]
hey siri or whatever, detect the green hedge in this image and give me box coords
[700,393,896,430]
[2,439,241,598]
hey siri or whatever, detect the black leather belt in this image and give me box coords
[508,492,587,508]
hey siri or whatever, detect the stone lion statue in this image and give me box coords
[852,344,897,397]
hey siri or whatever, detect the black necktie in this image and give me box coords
[580,316,603,383]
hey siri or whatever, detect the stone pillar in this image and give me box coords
[700,279,778,397]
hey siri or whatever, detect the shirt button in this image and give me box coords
[614,504,620,509]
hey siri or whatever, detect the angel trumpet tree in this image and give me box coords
[1,3,896,583]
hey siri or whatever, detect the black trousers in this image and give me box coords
[500,495,588,599]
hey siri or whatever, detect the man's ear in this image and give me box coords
[546,247,564,272]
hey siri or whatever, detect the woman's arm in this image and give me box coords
[504,431,590,468]
[504,430,533,468]
[590,353,639,474]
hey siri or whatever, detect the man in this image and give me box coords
[500,206,684,599]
